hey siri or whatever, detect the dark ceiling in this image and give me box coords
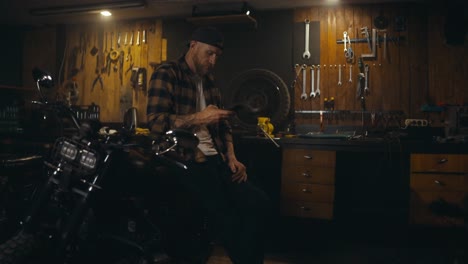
[1,0,426,26]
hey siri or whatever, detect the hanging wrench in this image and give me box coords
[310,65,315,98]
[338,64,342,86]
[303,19,311,59]
[300,64,307,100]
[364,64,370,95]
[361,27,372,51]
[345,32,354,62]
[343,32,349,58]
[315,65,321,97]
[349,65,353,83]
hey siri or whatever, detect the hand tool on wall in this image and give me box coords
[292,64,301,101]
[129,31,134,45]
[315,65,321,97]
[119,50,124,85]
[126,61,134,76]
[338,64,342,86]
[126,46,132,62]
[346,32,354,62]
[92,54,103,92]
[90,32,98,56]
[130,67,139,89]
[79,32,86,71]
[142,30,146,44]
[358,57,364,74]
[303,19,311,59]
[102,32,109,74]
[343,31,348,56]
[130,67,147,91]
[364,64,370,95]
[110,32,120,61]
[361,28,377,59]
[343,31,354,62]
[136,30,140,46]
[349,65,353,83]
[300,64,307,100]
[309,65,315,98]
[117,32,121,49]
[124,32,128,46]
[361,27,371,51]
[106,53,112,75]
[356,73,366,110]
[110,32,114,51]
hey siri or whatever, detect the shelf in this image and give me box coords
[186,14,257,28]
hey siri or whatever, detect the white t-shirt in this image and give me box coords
[193,76,218,156]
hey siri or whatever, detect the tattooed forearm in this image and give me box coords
[173,113,199,128]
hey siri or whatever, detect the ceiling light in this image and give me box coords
[100,10,112,17]
[29,0,146,16]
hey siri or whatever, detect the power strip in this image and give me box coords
[405,119,429,127]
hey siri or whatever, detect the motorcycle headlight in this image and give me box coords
[60,141,78,160]
[79,149,97,169]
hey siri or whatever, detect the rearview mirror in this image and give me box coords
[32,67,54,102]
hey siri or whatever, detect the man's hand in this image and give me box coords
[196,105,234,125]
[228,157,247,183]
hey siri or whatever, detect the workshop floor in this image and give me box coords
[205,218,468,264]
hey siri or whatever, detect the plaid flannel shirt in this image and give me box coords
[146,55,232,156]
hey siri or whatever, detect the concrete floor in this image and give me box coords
[206,218,468,264]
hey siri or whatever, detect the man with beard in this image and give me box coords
[147,27,269,264]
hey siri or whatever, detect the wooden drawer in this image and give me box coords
[411,154,468,173]
[282,165,335,184]
[281,183,335,202]
[409,190,467,226]
[409,153,468,227]
[410,173,468,191]
[410,190,467,207]
[409,206,465,226]
[282,149,335,167]
[281,200,334,219]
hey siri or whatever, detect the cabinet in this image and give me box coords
[280,148,336,219]
[409,153,468,226]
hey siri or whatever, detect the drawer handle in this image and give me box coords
[438,158,448,164]
[303,155,312,159]
[300,206,311,211]
[302,188,311,193]
[302,172,311,178]
[434,180,445,186]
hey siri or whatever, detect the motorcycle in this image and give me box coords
[0,69,211,264]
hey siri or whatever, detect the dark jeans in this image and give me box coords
[180,155,270,264]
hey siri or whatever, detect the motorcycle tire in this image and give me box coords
[226,68,291,131]
[0,231,37,264]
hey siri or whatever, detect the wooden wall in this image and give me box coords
[22,19,164,124]
[293,3,467,128]
[18,3,467,129]
[61,20,163,123]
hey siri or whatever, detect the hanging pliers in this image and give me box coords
[92,54,104,91]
